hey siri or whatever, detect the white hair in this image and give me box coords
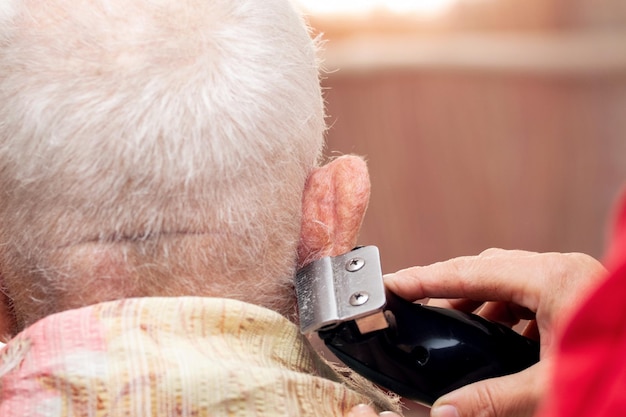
[0,0,325,329]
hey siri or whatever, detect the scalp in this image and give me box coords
[0,0,325,326]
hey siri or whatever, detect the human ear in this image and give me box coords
[297,155,371,266]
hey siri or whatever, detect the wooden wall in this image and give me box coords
[323,69,626,272]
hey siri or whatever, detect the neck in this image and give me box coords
[6,233,300,334]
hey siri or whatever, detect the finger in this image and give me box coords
[385,249,553,311]
[347,404,400,417]
[347,404,377,417]
[522,320,540,341]
[476,301,535,327]
[426,297,485,313]
[432,362,546,417]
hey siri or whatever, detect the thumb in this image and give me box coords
[431,363,546,417]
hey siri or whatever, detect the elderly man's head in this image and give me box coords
[0,0,369,337]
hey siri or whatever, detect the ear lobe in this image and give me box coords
[297,155,371,266]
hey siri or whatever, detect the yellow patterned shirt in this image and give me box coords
[0,297,399,416]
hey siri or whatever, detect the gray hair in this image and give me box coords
[0,0,325,329]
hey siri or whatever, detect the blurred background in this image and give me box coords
[295,0,626,415]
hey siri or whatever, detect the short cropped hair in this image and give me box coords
[0,0,325,327]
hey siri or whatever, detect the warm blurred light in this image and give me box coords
[296,0,459,17]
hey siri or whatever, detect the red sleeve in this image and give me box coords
[536,190,626,416]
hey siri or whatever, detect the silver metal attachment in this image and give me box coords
[346,257,365,272]
[295,246,387,334]
[350,291,370,306]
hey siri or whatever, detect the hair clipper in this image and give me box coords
[294,246,539,406]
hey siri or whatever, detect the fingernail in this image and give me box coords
[432,404,460,417]
[349,404,374,417]
[380,412,400,417]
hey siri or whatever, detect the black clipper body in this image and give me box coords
[295,246,539,406]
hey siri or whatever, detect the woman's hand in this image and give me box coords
[385,249,606,417]
[380,248,606,417]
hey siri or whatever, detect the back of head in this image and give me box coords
[0,0,324,331]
